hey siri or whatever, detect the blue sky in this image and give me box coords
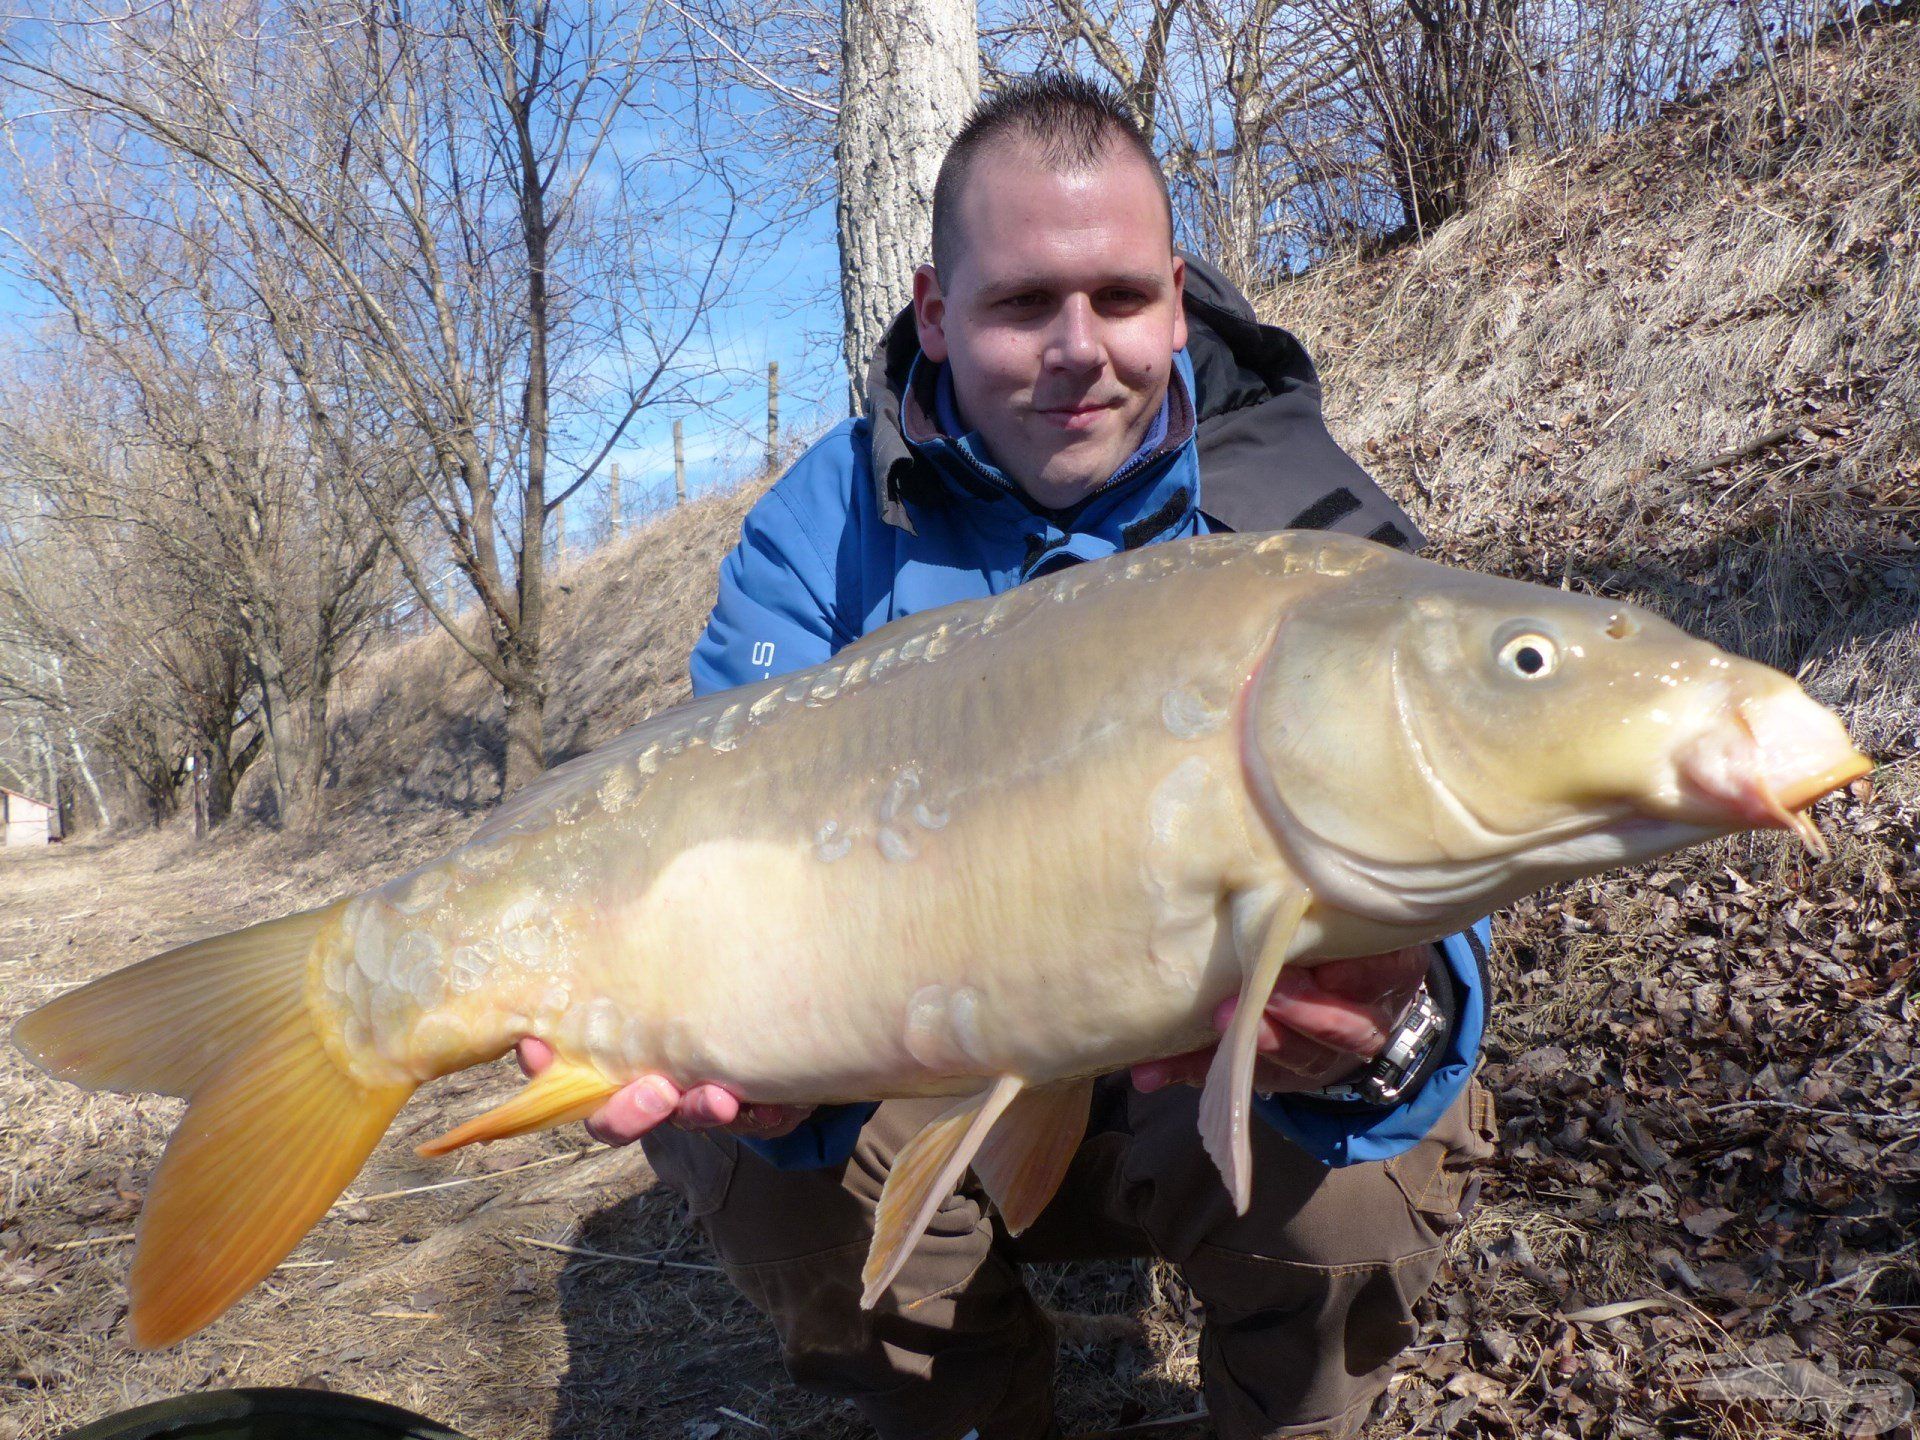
[0,196,851,550]
[584,210,848,529]
[0,42,854,556]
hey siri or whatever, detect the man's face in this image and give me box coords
[913,139,1187,511]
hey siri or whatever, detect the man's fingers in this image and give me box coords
[1309,948,1428,1004]
[1261,1030,1351,1079]
[584,1075,681,1146]
[1132,1047,1214,1093]
[674,1084,743,1130]
[1260,956,1430,1057]
[1263,974,1391,1056]
[731,1103,814,1138]
[514,1052,803,1146]
[1135,1034,1359,1096]
[1254,1043,1364,1092]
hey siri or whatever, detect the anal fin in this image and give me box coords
[417,1056,619,1157]
[862,1075,1023,1309]
[1199,891,1308,1214]
[970,1078,1092,1235]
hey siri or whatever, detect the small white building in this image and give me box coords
[2,787,55,847]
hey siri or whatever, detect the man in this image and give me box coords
[522,75,1495,1440]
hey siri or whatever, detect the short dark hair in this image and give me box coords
[930,73,1171,278]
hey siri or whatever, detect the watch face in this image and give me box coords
[1371,989,1446,1102]
[1303,985,1447,1106]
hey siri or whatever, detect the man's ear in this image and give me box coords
[913,264,949,363]
[1170,254,1188,354]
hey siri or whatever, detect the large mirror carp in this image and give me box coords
[15,530,1872,1346]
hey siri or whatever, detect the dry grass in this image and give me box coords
[6,18,1920,1440]
[1257,18,1920,1432]
[1270,13,1920,755]
[320,483,761,828]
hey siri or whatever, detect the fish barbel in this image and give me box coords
[14,531,1871,1346]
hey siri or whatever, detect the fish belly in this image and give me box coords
[327,543,1308,1101]
[558,588,1292,1099]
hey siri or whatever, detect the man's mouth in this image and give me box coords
[1036,400,1117,431]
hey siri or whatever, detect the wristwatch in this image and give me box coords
[1302,980,1449,1108]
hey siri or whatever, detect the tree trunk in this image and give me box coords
[68,725,111,829]
[504,37,553,800]
[51,654,112,829]
[245,618,317,829]
[137,754,178,827]
[836,0,978,409]
[205,720,239,827]
[501,656,547,797]
[34,722,64,840]
[299,655,333,827]
[225,727,265,820]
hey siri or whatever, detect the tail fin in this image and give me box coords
[13,904,416,1348]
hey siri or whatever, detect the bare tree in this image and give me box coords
[837,0,979,405]
[0,389,258,829]
[0,121,405,829]
[998,0,1835,276]
[3,1,746,795]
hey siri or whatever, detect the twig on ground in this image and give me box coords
[348,1150,584,1204]
[49,1233,133,1251]
[1075,1409,1210,1439]
[1562,1297,1673,1323]
[1702,1098,1920,1124]
[509,1233,722,1274]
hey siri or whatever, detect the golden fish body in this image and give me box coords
[15,531,1870,1347]
[330,536,1304,1106]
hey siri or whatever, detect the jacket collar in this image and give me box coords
[893,347,1196,521]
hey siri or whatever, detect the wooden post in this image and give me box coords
[189,753,207,840]
[33,721,62,840]
[766,360,780,472]
[673,420,686,505]
[608,460,622,536]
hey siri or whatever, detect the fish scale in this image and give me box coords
[12,529,1871,1344]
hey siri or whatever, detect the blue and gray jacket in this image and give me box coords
[689,256,1489,1171]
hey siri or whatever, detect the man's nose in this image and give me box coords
[1043,295,1103,372]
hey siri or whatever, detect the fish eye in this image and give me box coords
[1497,632,1559,679]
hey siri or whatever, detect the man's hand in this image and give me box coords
[1131,947,1430,1096]
[515,1037,815,1146]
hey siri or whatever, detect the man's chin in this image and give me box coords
[1018,466,1113,510]
[1015,442,1128,509]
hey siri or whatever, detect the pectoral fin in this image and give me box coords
[971,1078,1093,1235]
[417,1056,620,1157]
[1198,891,1309,1214]
[862,1075,1023,1308]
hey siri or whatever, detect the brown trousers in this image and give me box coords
[643,1077,1496,1440]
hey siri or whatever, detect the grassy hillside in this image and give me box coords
[3,15,1916,1440]
[1276,18,1918,754]
[1268,14,1920,1432]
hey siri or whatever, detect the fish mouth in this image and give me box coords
[1675,693,1872,856]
